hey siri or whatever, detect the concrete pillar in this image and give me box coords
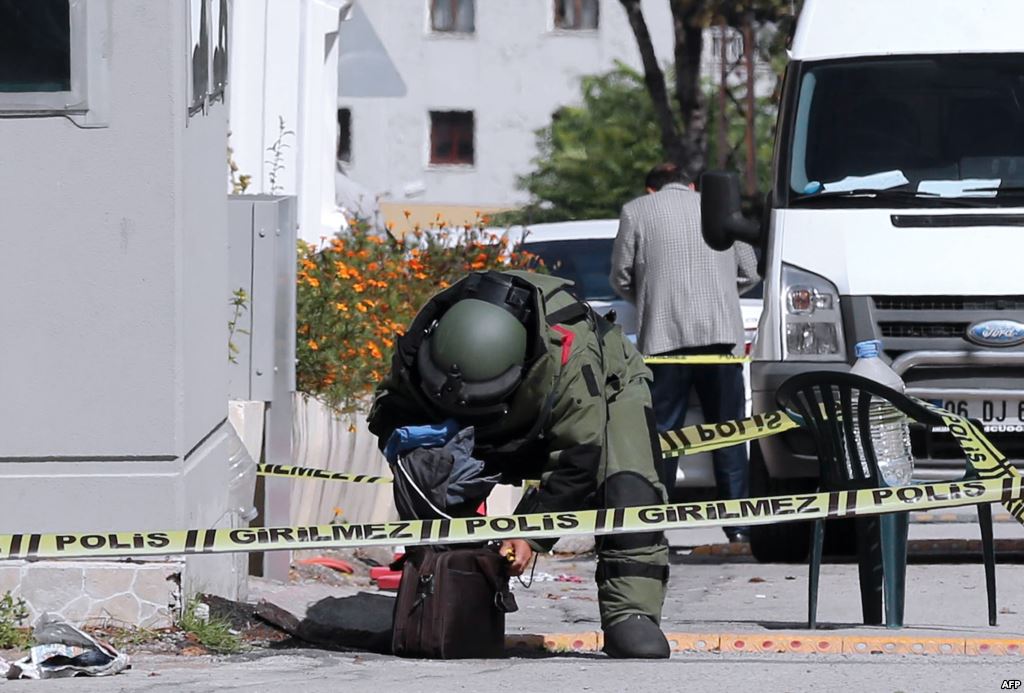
[0,0,243,625]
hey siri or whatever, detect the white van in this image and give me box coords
[506,220,762,491]
[701,0,1024,560]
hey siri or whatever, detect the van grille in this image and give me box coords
[874,296,1024,311]
[879,322,970,339]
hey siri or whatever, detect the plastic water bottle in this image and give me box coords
[849,340,914,486]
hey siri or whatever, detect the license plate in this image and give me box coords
[928,398,1024,432]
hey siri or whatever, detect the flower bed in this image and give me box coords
[296,217,541,412]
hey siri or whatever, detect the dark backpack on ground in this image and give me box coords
[391,546,518,659]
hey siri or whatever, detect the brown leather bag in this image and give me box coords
[391,546,518,659]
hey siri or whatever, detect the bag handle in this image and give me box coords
[474,553,519,614]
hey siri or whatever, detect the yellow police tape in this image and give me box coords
[2,403,1020,560]
[257,463,391,485]
[2,477,1019,561]
[659,411,799,458]
[256,410,790,484]
[643,354,751,365]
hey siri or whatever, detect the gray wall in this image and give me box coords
[0,0,242,598]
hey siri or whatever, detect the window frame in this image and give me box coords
[552,0,600,32]
[0,0,110,127]
[429,0,475,35]
[428,110,475,167]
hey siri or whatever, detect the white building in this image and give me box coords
[229,0,364,245]
[336,0,774,227]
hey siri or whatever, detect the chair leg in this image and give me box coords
[978,503,998,626]
[880,511,909,628]
[809,519,825,629]
[856,517,883,625]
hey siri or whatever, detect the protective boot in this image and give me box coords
[602,614,670,659]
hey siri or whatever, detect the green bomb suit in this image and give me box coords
[368,270,669,634]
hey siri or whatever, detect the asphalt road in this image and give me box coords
[23,650,1020,693]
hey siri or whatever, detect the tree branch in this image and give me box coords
[618,0,685,166]
[669,0,710,178]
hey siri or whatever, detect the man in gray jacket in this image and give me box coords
[611,163,759,543]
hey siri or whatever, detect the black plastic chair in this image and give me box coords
[776,371,997,629]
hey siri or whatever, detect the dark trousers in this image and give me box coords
[649,347,749,537]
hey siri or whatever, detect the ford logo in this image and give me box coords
[966,319,1024,347]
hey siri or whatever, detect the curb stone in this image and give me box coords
[507,632,1024,656]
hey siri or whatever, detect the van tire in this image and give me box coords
[748,442,814,563]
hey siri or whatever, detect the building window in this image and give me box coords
[430,0,475,34]
[554,0,599,30]
[337,108,352,163]
[0,0,109,125]
[0,0,70,93]
[430,111,474,166]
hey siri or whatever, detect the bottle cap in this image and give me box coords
[854,340,882,358]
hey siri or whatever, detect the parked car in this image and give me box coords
[504,219,763,491]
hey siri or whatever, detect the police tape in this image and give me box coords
[658,399,1024,522]
[643,354,751,365]
[254,409,790,485]
[3,401,1016,561]
[660,411,800,458]
[3,475,1021,561]
[257,463,391,485]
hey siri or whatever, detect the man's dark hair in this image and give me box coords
[645,163,686,192]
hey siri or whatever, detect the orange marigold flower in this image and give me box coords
[307,339,319,351]
[306,275,321,288]
[353,283,365,293]
[335,302,349,313]
[356,303,368,313]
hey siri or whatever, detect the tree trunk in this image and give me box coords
[618,0,686,167]
[670,0,709,181]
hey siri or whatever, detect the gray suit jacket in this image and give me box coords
[610,183,759,356]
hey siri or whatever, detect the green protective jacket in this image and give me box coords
[367,270,655,532]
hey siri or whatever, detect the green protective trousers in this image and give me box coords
[590,327,669,629]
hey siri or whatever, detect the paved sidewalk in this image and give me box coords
[250,517,1024,657]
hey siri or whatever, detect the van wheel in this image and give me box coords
[748,442,814,563]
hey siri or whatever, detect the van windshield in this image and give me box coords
[787,55,1024,206]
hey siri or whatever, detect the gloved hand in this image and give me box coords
[383,419,459,465]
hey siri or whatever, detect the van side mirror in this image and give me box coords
[700,171,761,251]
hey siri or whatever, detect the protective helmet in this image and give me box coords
[417,272,533,415]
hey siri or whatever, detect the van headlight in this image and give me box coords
[781,264,845,360]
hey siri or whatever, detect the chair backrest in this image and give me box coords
[775,371,945,491]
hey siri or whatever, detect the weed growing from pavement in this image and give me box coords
[0,591,31,650]
[178,597,244,654]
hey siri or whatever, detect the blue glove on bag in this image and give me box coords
[383,419,459,465]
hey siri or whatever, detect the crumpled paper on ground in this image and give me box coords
[5,614,129,680]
